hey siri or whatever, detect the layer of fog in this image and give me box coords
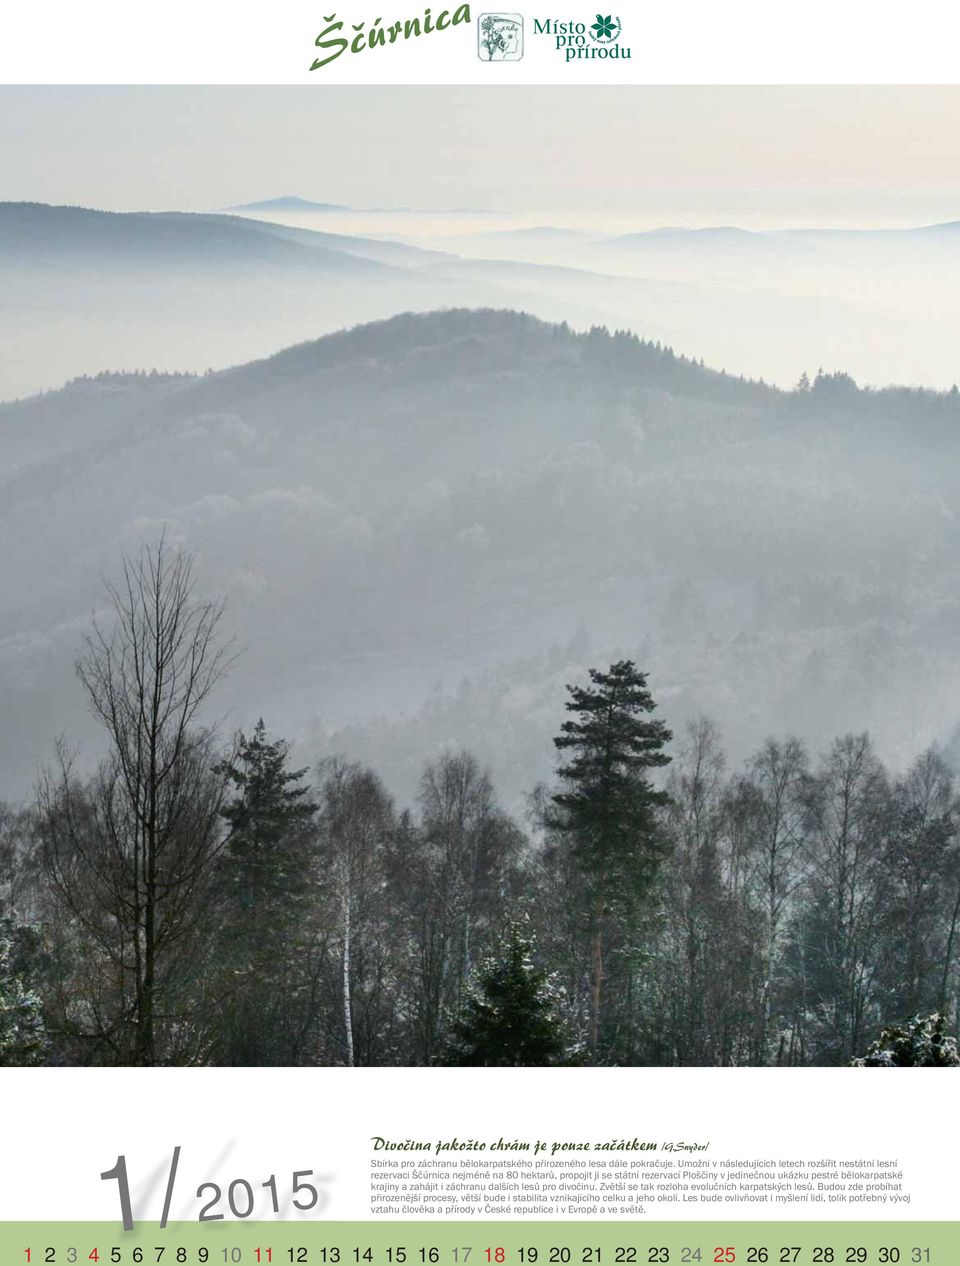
[4,202,960,404]
[233,204,960,390]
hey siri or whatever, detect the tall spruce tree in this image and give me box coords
[552,660,672,1054]
[211,720,318,1063]
[219,720,317,911]
[441,923,566,1066]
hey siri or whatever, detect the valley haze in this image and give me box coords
[2,204,960,807]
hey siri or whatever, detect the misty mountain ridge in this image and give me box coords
[7,201,960,402]
[0,201,405,273]
[3,308,960,811]
[29,304,960,420]
[216,198,960,242]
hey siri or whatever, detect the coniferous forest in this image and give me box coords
[2,537,959,1068]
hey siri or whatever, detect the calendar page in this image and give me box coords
[1,6,959,1265]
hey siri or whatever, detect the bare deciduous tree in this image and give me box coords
[40,536,233,1064]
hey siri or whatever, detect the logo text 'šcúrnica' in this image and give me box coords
[311,6,472,70]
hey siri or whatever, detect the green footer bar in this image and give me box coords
[1,1222,956,1264]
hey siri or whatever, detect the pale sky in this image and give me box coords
[3,85,960,228]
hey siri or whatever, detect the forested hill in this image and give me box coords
[2,309,960,806]
[231,307,960,435]
[17,305,960,434]
[205,307,773,405]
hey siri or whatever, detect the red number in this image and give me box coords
[714,1253,736,1265]
[89,1253,101,1264]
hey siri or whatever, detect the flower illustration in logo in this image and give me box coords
[478,12,523,60]
[590,13,621,41]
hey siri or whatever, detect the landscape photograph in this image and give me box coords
[2,85,960,1068]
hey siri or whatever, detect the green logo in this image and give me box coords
[532,16,631,61]
[590,13,621,41]
[310,5,472,71]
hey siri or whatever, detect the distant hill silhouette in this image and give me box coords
[228,195,352,212]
